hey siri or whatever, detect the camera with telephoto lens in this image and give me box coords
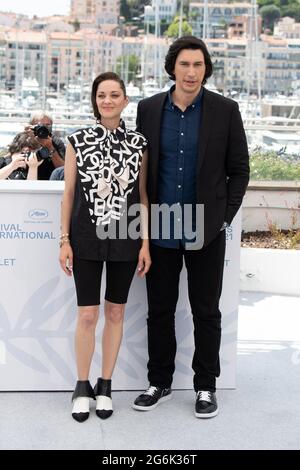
[32,124,51,139]
[11,151,31,180]
[12,168,27,180]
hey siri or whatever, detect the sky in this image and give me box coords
[0,0,71,18]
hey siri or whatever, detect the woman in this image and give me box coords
[0,132,42,180]
[59,72,151,422]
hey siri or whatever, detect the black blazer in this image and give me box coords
[136,87,250,247]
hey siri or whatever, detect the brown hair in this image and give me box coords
[8,132,41,155]
[91,72,127,121]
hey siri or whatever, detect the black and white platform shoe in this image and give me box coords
[94,378,113,419]
[71,380,95,422]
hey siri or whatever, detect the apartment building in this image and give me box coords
[3,30,47,91]
[48,31,122,89]
[262,35,300,93]
[122,35,170,81]
[189,2,253,38]
[144,0,177,24]
[70,0,120,25]
[274,17,300,40]
[1,28,123,92]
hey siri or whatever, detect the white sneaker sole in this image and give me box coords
[195,408,219,419]
[132,393,172,411]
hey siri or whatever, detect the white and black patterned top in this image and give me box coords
[68,120,147,261]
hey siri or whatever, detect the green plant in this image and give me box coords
[165,15,192,38]
[116,54,140,83]
[260,4,281,32]
[250,150,300,181]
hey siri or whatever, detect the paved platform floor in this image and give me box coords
[1,292,299,450]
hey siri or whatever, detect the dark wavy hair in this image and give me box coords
[91,72,127,120]
[8,132,41,155]
[165,36,213,85]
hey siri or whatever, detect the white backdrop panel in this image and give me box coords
[0,181,241,390]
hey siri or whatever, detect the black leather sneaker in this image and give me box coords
[195,391,218,418]
[133,386,172,411]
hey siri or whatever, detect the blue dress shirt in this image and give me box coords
[153,85,203,249]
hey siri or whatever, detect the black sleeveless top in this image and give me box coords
[68,120,147,261]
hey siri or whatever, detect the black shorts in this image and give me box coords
[72,257,137,306]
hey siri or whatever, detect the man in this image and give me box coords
[133,36,249,418]
[50,166,64,180]
[26,112,65,180]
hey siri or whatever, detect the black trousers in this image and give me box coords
[146,231,226,392]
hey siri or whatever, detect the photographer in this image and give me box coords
[0,132,42,180]
[26,112,65,180]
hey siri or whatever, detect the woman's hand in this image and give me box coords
[26,152,43,168]
[59,243,73,277]
[9,154,27,171]
[137,245,151,278]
